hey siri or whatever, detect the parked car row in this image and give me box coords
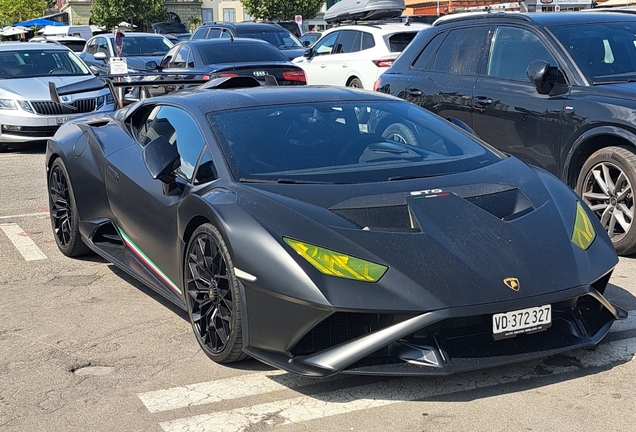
[4,10,636,260]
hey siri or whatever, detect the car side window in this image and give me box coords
[172,45,191,68]
[314,32,339,55]
[412,32,446,70]
[206,28,222,39]
[162,46,179,68]
[362,32,375,50]
[139,106,206,182]
[96,38,109,56]
[192,27,208,39]
[194,146,218,185]
[86,39,97,54]
[487,26,557,80]
[334,30,360,54]
[432,27,488,75]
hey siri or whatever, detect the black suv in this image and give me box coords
[190,22,306,60]
[377,12,636,255]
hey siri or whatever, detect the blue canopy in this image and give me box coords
[13,18,66,27]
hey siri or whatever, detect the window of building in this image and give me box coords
[202,9,213,23]
[223,8,235,22]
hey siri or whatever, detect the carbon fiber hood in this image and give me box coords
[233,157,618,311]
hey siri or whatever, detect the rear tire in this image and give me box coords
[48,159,91,257]
[576,146,636,255]
[184,224,247,363]
[347,77,363,89]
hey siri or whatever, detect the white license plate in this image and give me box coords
[56,117,70,125]
[492,304,551,340]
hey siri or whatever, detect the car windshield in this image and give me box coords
[550,21,636,84]
[199,43,288,64]
[207,100,503,184]
[116,36,173,57]
[236,30,303,48]
[0,49,90,78]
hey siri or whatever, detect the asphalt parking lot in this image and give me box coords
[1,146,636,432]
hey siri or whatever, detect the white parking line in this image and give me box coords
[139,371,341,414]
[160,333,636,432]
[0,222,47,261]
[0,211,49,220]
[143,310,636,432]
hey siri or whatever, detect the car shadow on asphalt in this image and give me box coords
[0,141,47,154]
[104,263,189,321]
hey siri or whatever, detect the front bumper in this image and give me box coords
[244,284,627,377]
[0,99,113,144]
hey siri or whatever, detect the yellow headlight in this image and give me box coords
[283,237,388,282]
[571,202,596,250]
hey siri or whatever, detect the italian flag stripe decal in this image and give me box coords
[116,226,182,295]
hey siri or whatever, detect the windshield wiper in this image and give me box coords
[592,78,636,85]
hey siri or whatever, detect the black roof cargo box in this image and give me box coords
[324,0,405,24]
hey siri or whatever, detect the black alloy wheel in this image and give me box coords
[48,159,90,257]
[577,146,636,255]
[185,224,246,363]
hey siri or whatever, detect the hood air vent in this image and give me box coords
[465,188,534,221]
[332,205,421,232]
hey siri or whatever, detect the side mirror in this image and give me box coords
[303,48,313,58]
[526,59,554,95]
[89,65,100,76]
[94,52,108,61]
[143,135,180,183]
[145,60,159,71]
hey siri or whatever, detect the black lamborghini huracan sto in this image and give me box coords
[46,82,627,377]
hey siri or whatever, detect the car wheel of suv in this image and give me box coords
[48,159,91,257]
[577,146,636,255]
[382,123,418,146]
[185,223,247,363]
[348,78,363,89]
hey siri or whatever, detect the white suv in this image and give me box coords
[292,22,429,89]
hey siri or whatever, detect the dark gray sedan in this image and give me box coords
[152,38,306,85]
[80,32,173,76]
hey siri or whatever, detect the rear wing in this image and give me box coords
[48,74,275,110]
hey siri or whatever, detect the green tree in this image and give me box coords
[91,0,167,30]
[241,0,323,21]
[0,0,47,25]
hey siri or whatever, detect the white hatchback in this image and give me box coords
[292,22,429,90]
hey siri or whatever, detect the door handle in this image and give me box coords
[406,88,423,97]
[342,63,348,68]
[473,96,493,105]
[320,64,326,69]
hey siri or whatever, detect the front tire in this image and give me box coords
[184,224,246,363]
[48,158,91,257]
[576,146,636,255]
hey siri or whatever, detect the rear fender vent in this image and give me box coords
[331,205,421,232]
[465,188,534,221]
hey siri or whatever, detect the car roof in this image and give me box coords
[151,86,400,113]
[434,11,636,27]
[188,37,274,47]
[202,22,286,32]
[101,32,168,39]
[0,42,72,51]
[325,22,430,33]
